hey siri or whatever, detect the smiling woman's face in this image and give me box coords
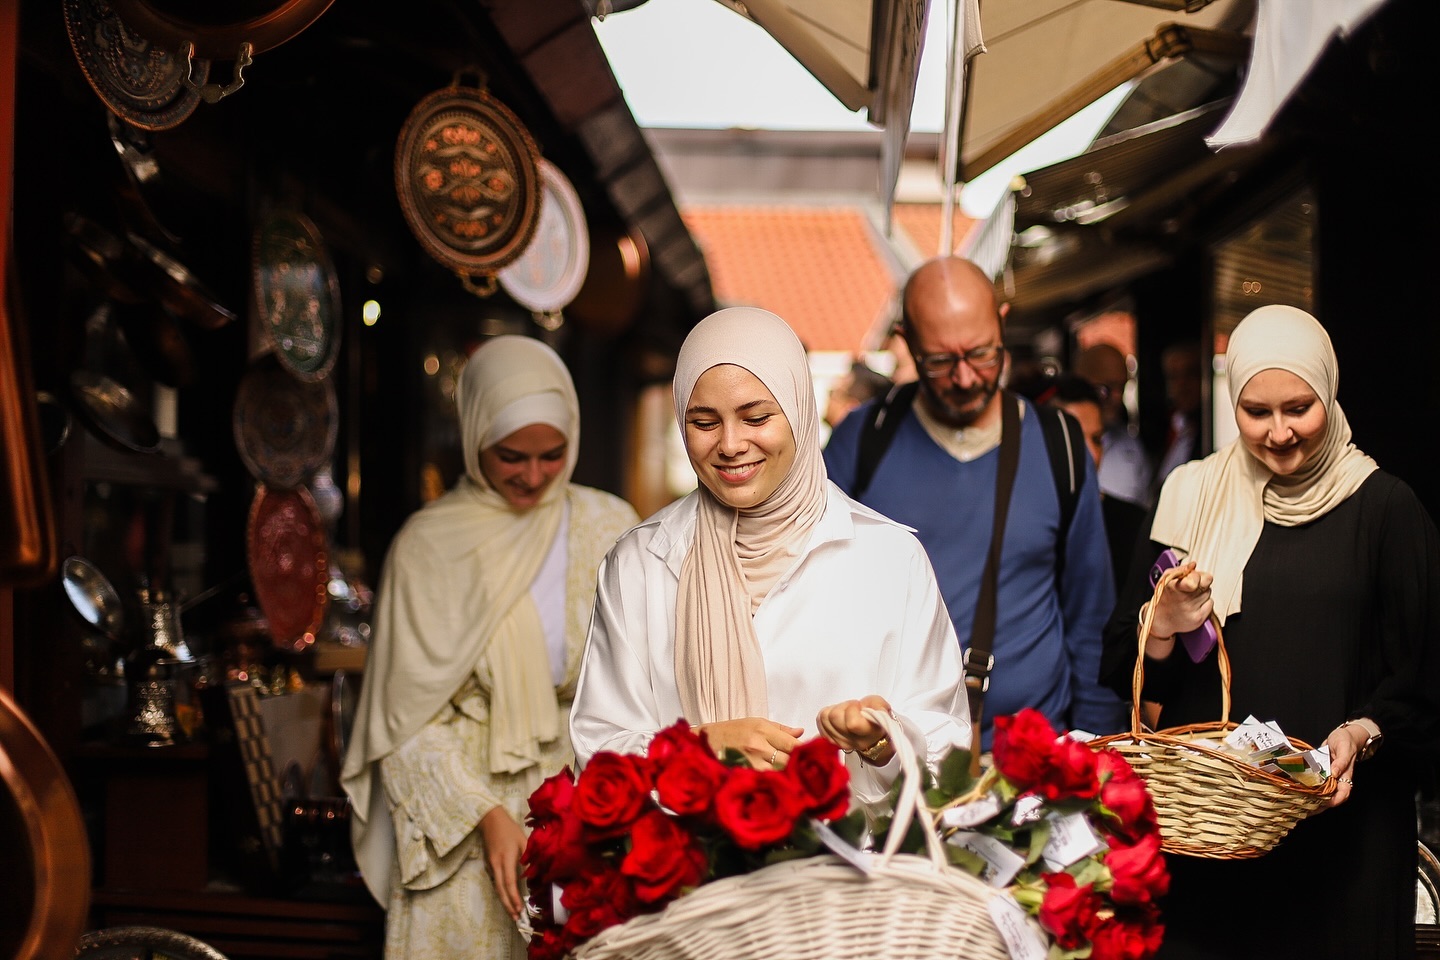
[1234,368,1327,476]
[478,423,568,510]
[683,363,795,509]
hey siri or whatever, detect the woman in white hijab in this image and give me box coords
[1099,305,1440,960]
[341,336,638,960]
[570,306,968,807]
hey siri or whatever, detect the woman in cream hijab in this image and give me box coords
[341,336,638,960]
[570,306,968,807]
[1099,305,1440,960]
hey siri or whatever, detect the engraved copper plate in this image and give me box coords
[108,0,337,59]
[252,210,341,381]
[246,485,329,653]
[232,353,337,490]
[394,83,542,279]
[498,159,590,317]
[63,0,210,132]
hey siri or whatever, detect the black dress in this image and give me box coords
[1100,470,1440,960]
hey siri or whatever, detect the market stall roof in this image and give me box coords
[956,0,1255,183]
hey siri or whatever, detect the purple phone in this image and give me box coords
[1148,548,1218,663]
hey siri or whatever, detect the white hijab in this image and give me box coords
[1150,305,1376,623]
[671,307,829,723]
[342,335,579,900]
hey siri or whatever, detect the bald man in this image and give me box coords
[823,256,1125,750]
[1074,343,1153,507]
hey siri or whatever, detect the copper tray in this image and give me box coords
[109,0,336,59]
[63,0,209,132]
[394,79,542,285]
[246,484,329,652]
[251,210,341,381]
[232,353,337,489]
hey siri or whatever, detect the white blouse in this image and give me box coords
[570,483,970,805]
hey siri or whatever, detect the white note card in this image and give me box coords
[988,893,1049,960]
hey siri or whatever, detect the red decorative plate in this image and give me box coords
[246,485,329,653]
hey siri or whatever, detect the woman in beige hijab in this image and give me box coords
[1099,305,1440,960]
[570,306,968,810]
[341,336,638,960]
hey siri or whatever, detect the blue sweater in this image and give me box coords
[824,395,1125,749]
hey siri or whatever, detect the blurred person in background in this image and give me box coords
[342,336,639,959]
[1075,342,1153,507]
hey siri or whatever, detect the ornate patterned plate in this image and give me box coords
[251,210,341,381]
[499,158,590,324]
[232,353,337,490]
[394,78,542,288]
[246,484,329,653]
[63,0,209,132]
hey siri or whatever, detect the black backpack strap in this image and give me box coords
[852,380,920,500]
[1035,402,1089,581]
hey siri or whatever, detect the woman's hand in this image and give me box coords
[697,718,803,769]
[816,695,895,765]
[480,805,529,920]
[1145,562,1214,657]
[1322,722,1368,808]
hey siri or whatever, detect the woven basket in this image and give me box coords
[570,710,1040,960]
[1089,567,1336,859]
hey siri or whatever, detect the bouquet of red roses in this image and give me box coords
[875,707,1170,960]
[520,721,863,960]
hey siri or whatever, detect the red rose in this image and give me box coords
[1105,833,1170,906]
[713,767,804,850]
[561,863,644,939]
[654,743,728,819]
[1088,904,1164,960]
[527,767,577,823]
[573,752,652,839]
[785,738,851,821]
[647,720,705,765]
[525,925,569,960]
[1096,751,1158,842]
[621,809,709,902]
[523,804,593,884]
[1037,872,1101,949]
[992,709,1059,791]
[1041,736,1102,801]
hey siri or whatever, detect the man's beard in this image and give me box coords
[920,375,1000,429]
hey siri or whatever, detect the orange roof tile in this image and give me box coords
[681,204,979,353]
[681,207,898,353]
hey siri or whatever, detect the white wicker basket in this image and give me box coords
[570,710,1041,960]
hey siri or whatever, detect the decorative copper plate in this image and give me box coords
[232,353,337,490]
[498,159,590,322]
[394,80,542,284]
[63,0,210,132]
[251,210,341,381]
[246,484,329,653]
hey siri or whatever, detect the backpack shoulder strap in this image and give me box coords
[852,379,920,500]
[1036,403,1089,580]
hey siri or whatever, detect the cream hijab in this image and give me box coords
[671,307,829,723]
[1150,305,1376,623]
[342,335,580,900]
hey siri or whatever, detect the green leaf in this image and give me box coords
[936,748,977,796]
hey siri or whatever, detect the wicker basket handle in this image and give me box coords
[1132,566,1231,735]
[862,707,948,871]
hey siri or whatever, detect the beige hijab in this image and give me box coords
[671,307,829,723]
[1150,305,1376,623]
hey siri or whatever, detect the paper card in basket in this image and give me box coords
[1150,548,1219,662]
[988,895,1049,960]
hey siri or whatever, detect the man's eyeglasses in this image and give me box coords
[915,345,1005,379]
